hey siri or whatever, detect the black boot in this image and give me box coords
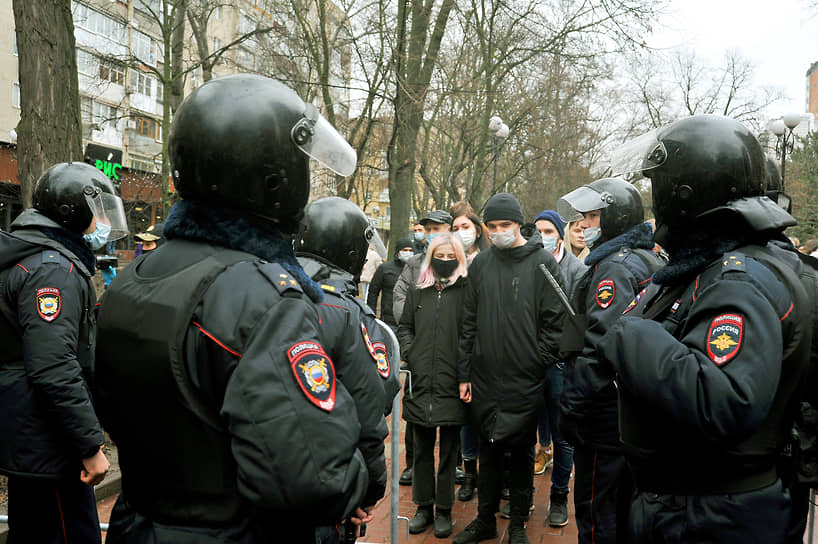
[434,507,453,538]
[547,491,569,527]
[409,505,434,534]
[458,459,477,501]
[508,521,530,544]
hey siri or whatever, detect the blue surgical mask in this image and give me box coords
[541,234,558,253]
[584,227,601,248]
[426,232,442,244]
[414,231,425,242]
[83,222,111,250]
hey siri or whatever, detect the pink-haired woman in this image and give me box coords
[398,232,469,538]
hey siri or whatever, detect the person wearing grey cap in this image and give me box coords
[392,209,452,487]
[453,193,565,544]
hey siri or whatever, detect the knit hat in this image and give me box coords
[394,236,413,255]
[533,210,564,240]
[483,193,524,225]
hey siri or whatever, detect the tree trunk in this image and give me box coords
[12,0,82,207]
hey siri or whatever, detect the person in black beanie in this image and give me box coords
[453,193,566,544]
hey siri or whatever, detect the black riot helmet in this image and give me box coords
[169,74,357,232]
[295,197,386,277]
[33,162,128,237]
[556,177,644,243]
[609,115,770,245]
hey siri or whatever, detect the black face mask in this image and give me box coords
[431,258,458,279]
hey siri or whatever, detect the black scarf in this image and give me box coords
[163,200,323,302]
[39,227,96,273]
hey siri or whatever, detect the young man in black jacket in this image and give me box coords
[453,193,565,544]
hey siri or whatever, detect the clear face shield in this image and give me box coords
[606,130,668,181]
[556,186,611,223]
[84,186,129,241]
[365,224,387,260]
[291,103,358,177]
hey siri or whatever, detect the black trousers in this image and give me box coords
[629,479,790,543]
[7,475,101,544]
[405,421,415,468]
[413,424,460,509]
[573,446,632,544]
[476,432,536,524]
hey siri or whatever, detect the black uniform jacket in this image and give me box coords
[367,256,405,326]
[560,223,662,450]
[597,241,811,490]
[298,254,392,507]
[398,276,468,427]
[97,202,369,543]
[457,234,565,445]
[0,209,103,478]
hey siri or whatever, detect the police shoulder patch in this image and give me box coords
[372,341,390,378]
[287,341,336,411]
[596,279,615,309]
[706,313,743,366]
[622,287,647,315]
[36,287,61,322]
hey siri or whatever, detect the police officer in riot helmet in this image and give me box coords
[595,114,815,543]
[295,196,401,413]
[556,177,663,544]
[0,161,128,543]
[294,196,400,542]
[95,74,372,543]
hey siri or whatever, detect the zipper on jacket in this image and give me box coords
[428,283,443,424]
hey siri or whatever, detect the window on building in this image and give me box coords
[92,101,120,131]
[132,115,159,139]
[212,37,221,53]
[77,49,96,76]
[130,154,157,173]
[131,70,159,99]
[134,31,158,66]
[213,6,221,19]
[135,0,160,15]
[73,3,126,43]
[236,47,254,69]
[81,97,93,123]
[99,59,125,85]
[238,13,255,34]
[12,82,20,109]
[13,33,17,56]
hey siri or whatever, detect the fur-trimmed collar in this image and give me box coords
[586,223,655,267]
[164,200,323,302]
[652,229,769,285]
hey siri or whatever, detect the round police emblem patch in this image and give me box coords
[372,341,390,378]
[596,279,615,309]
[36,287,61,322]
[706,313,743,365]
[287,341,336,411]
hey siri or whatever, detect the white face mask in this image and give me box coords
[584,227,602,248]
[541,234,558,253]
[489,228,517,249]
[398,250,413,262]
[456,229,476,249]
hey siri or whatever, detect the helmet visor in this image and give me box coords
[365,224,387,260]
[85,191,129,241]
[291,103,358,177]
[607,130,667,179]
[557,185,610,222]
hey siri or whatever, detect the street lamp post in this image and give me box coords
[488,115,509,191]
[769,113,802,191]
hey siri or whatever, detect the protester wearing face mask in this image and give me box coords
[399,233,469,538]
[451,206,487,265]
[367,236,414,333]
[413,222,427,253]
[453,193,565,544]
[530,209,587,527]
[393,209,453,487]
[556,179,665,544]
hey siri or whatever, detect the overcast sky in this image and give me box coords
[647,0,818,120]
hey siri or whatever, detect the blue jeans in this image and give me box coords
[460,423,479,460]
[546,363,574,493]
